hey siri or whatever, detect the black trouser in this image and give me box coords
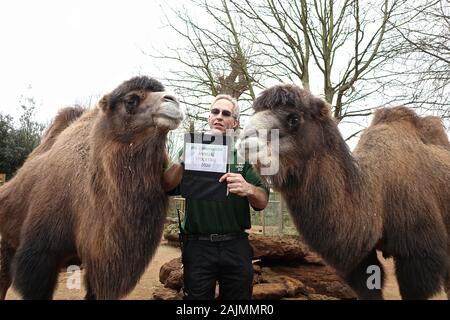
[182,236,254,300]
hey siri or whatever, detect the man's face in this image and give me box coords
[208,99,239,134]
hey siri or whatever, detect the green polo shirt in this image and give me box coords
[170,150,269,235]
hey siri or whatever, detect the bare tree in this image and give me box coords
[154,0,450,141]
[229,0,407,123]
[148,0,263,132]
[384,0,450,121]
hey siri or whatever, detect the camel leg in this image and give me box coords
[445,248,450,300]
[84,272,96,300]
[445,269,450,300]
[394,250,448,300]
[344,249,384,300]
[0,240,15,300]
[12,240,60,300]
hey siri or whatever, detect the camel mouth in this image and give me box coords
[154,115,182,130]
[238,135,261,153]
[154,101,184,129]
[157,101,183,119]
[237,135,275,169]
[239,114,281,175]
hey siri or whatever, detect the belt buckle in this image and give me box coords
[210,234,219,242]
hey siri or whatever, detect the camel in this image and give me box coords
[24,106,86,160]
[0,76,183,299]
[240,84,450,299]
[418,115,450,150]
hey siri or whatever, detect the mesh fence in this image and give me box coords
[168,191,298,236]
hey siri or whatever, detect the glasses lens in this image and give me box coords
[211,108,232,117]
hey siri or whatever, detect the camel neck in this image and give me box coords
[277,126,362,200]
[274,132,375,272]
[280,150,362,214]
[89,131,168,215]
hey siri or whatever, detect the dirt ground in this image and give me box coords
[377,252,447,300]
[5,240,181,300]
[4,242,447,300]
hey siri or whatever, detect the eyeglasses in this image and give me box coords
[211,108,233,118]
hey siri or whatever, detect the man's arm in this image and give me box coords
[246,185,269,210]
[219,173,269,210]
[162,163,183,192]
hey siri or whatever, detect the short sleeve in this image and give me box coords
[243,163,270,210]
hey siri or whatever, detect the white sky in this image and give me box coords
[0,0,179,124]
[1,1,445,151]
[0,0,363,150]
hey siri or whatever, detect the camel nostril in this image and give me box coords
[163,95,177,103]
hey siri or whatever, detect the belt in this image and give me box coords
[182,232,247,242]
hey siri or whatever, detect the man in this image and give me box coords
[163,94,269,300]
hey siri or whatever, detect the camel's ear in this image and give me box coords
[98,94,110,112]
[311,97,331,119]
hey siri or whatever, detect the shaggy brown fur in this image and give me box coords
[0,76,182,300]
[372,109,450,150]
[30,106,86,157]
[241,84,450,299]
[418,116,450,150]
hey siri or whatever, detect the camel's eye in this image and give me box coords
[124,94,140,113]
[287,114,300,130]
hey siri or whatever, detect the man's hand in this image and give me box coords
[163,163,184,192]
[219,173,254,197]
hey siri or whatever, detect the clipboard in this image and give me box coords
[180,132,232,201]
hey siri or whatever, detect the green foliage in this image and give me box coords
[0,101,45,180]
[164,222,180,237]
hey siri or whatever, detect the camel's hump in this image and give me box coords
[371,106,419,127]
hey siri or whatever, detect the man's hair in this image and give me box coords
[210,94,240,120]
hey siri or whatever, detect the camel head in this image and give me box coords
[98,76,183,140]
[418,116,450,148]
[240,84,335,176]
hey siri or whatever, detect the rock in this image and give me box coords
[258,274,310,297]
[252,264,264,285]
[153,285,183,300]
[166,234,181,247]
[252,272,317,300]
[163,224,181,246]
[157,236,356,300]
[252,283,288,300]
[166,269,184,290]
[159,257,183,290]
[248,234,325,265]
[253,264,262,274]
[263,264,356,299]
[247,235,355,299]
[306,294,340,300]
